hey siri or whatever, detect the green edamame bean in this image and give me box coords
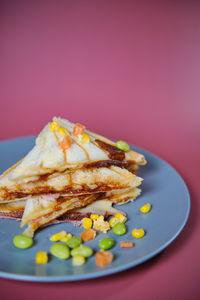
[66,237,82,249]
[50,243,70,260]
[116,140,130,152]
[99,237,114,250]
[71,245,93,258]
[13,235,33,249]
[113,222,126,236]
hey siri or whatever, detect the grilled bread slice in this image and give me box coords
[0,166,143,202]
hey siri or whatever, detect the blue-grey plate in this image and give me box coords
[0,137,190,282]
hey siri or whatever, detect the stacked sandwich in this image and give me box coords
[0,117,146,237]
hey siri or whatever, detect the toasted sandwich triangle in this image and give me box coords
[0,117,146,184]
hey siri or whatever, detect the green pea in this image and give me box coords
[116,140,130,152]
[66,236,82,249]
[99,237,114,250]
[50,243,70,260]
[113,222,126,235]
[13,235,33,249]
[71,245,93,258]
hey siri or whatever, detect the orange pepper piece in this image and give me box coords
[120,241,134,248]
[73,123,85,137]
[95,251,113,267]
[60,136,72,150]
[80,229,96,242]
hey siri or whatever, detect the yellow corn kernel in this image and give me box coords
[72,255,86,266]
[140,203,151,213]
[58,127,70,136]
[115,213,123,218]
[109,217,119,228]
[79,133,90,144]
[60,233,72,242]
[50,230,67,242]
[90,214,99,220]
[49,121,59,132]
[82,218,93,229]
[114,213,127,223]
[35,251,48,264]
[132,228,145,239]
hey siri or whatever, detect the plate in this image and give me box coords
[0,136,190,282]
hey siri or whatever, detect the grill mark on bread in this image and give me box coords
[0,163,138,201]
[0,183,130,201]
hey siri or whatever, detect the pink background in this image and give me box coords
[0,1,199,299]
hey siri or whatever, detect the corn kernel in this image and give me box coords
[79,133,90,144]
[109,217,119,228]
[58,127,70,136]
[140,203,151,213]
[90,214,99,220]
[132,228,145,239]
[115,213,123,218]
[50,230,67,242]
[49,121,59,132]
[82,218,92,229]
[115,213,127,223]
[60,233,72,242]
[72,255,86,266]
[35,251,48,264]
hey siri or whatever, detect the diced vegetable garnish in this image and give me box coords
[113,222,126,236]
[109,217,119,228]
[66,237,82,249]
[132,228,145,238]
[50,230,68,242]
[116,140,130,152]
[109,213,127,228]
[90,214,99,220]
[120,241,134,248]
[13,235,33,249]
[79,133,90,144]
[50,243,70,260]
[82,217,93,230]
[35,251,48,264]
[95,250,114,267]
[73,123,85,137]
[49,121,59,132]
[115,213,127,223]
[60,136,72,150]
[60,233,73,242]
[72,255,86,266]
[58,127,70,136]
[140,203,151,213]
[99,237,114,250]
[71,245,93,258]
[80,229,96,242]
